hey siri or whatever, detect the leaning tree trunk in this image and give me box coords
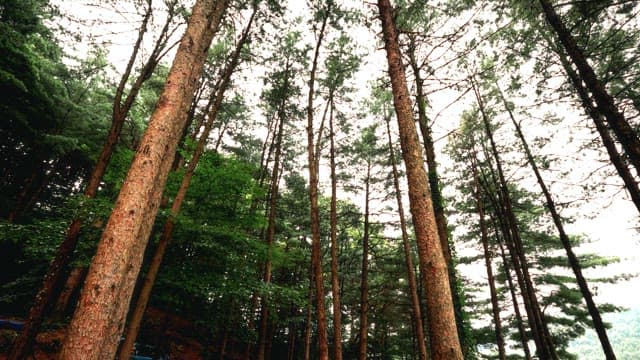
[7,1,174,357]
[473,82,558,360]
[385,114,429,360]
[58,1,226,358]
[555,47,640,213]
[470,156,506,360]
[377,0,463,358]
[499,85,616,359]
[118,10,254,358]
[538,0,640,177]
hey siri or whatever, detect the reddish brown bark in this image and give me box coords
[328,96,344,360]
[58,1,225,358]
[306,4,331,359]
[358,160,371,360]
[377,1,463,358]
[118,10,253,358]
[385,115,429,360]
[7,2,176,358]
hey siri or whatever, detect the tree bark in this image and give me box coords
[499,85,616,359]
[328,96,344,360]
[7,2,175,357]
[358,160,371,360]
[377,1,463,358]
[470,156,506,360]
[472,80,558,360]
[118,9,253,359]
[306,4,331,359]
[556,48,640,213]
[538,0,640,177]
[385,115,429,360]
[58,1,226,358]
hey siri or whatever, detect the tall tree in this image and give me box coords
[305,1,332,359]
[536,0,640,177]
[496,83,617,359]
[7,1,181,357]
[376,0,463,358]
[117,8,257,358]
[384,108,429,360]
[58,0,227,358]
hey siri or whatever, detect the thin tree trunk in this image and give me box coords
[385,115,429,360]
[538,0,640,176]
[306,4,331,359]
[472,81,557,360]
[556,49,640,213]
[257,57,291,360]
[377,1,463,358]
[118,9,253,359]
[358,161,371,360]
[328,96,344,360]
[499,86,616,359]
[470,157,506,360]
[52,266,87,320]
[59,1,226,358]
[304,270,314,360]
[494,226,532,360]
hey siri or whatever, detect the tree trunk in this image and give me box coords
[328,97,344,360]
[376,1,463,358]
[52,266,87,320]
[306,5,331,359]
[470,157,506,360]
[58,1,226,358]
[118,9,253,359]
[358,161,371,360]
[556,48,640,213]
[385,115,429,360]
[258,58,291,360]
[495,227,532,360]
[8,2,173,357]
[538,0,640,176]
[500,85,616,359]
[473,81,557,360]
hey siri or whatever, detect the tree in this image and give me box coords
[58,0,227,357]
[376,0,463,358]
[7,2,183,357]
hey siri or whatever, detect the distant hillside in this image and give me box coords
[569,307,640,359]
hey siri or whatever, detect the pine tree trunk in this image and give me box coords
[377,1,463,358]
[358,161,371,360]
[473,78,558,360]
[8,2,171,357]
[52,266,87,320]
[470,158,506,360]
[328,97,344,360]
[500,86,616,359]
[495,229,532,360]
[538,0,640,176]
[385,115,429,360]
[58,1,226,358]
[258,57,290,360]
[557,49,640,213]
[118,11,252,359]
[306,5,331,358]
